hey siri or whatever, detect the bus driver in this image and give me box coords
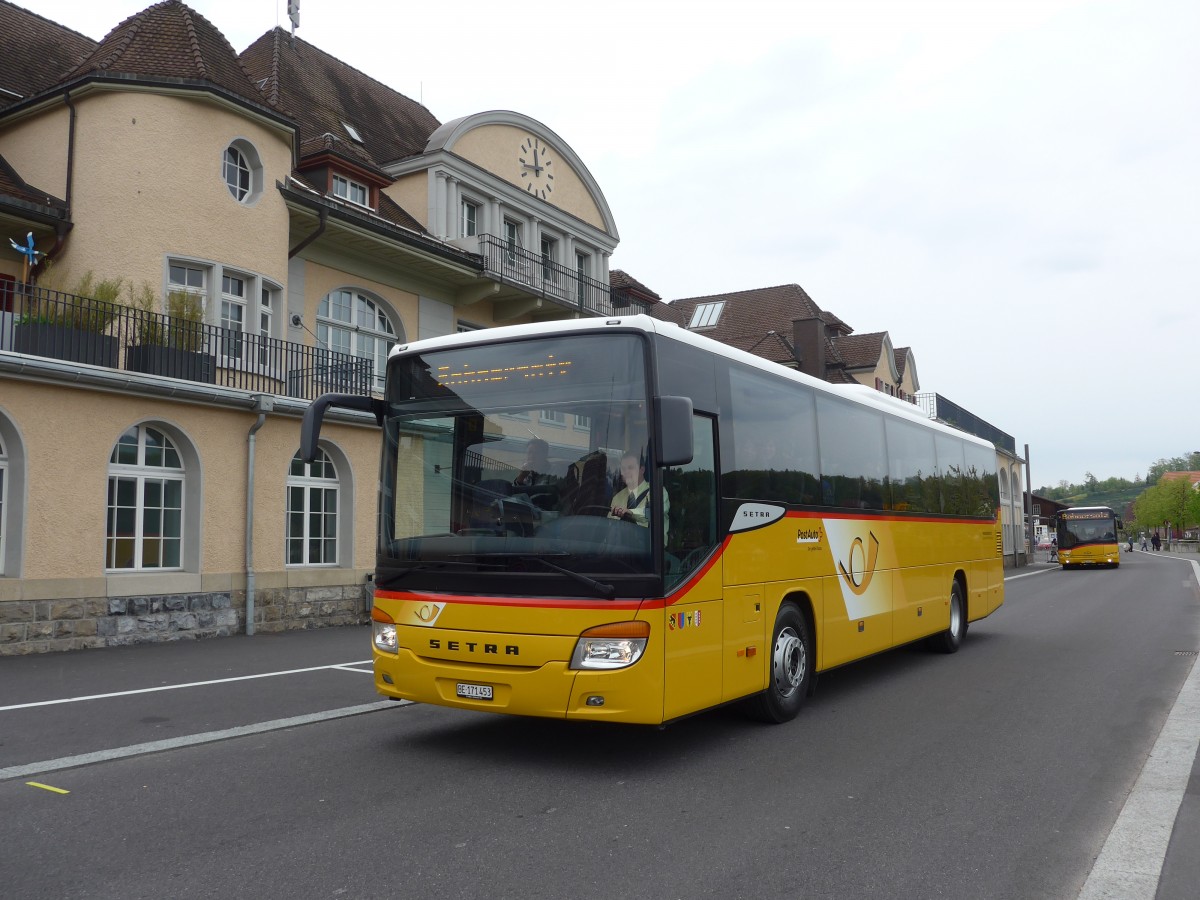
[609,451,669,537]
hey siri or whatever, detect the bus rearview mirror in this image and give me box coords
[657,395,694,467]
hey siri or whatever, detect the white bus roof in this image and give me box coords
[388,314,996,451]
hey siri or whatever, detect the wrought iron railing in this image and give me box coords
[0,284,373,400]
[477,235,650,317]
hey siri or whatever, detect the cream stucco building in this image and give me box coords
[0,1,659,653]
[0,2,1025,655]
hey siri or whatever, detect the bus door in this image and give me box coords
[662,414,723,720]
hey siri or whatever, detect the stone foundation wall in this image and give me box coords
[0,585,371,655]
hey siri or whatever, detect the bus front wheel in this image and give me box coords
[746,604,812,723]
[928,580,966,654]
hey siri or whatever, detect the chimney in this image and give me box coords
[792,316,825,379]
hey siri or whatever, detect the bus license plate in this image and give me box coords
[456,682,493,701]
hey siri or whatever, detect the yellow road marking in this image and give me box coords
[26,781,70,794]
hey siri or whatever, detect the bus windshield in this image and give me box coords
[1057,509,1118,548]
[377,332,660,598]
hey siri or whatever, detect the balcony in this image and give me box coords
[477,235,651,317]
[0,284,373,401]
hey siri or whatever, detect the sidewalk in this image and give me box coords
[1069,546,1200,899]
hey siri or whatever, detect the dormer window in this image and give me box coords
[342,121,363,143]
[688,301,724,328]
[332,174,369,208]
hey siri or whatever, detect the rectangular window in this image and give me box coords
[287,484,338,565]
[885,418,938,513]
[688,301,724,328]
[221,273,247,360]
[540,409,566,426]
[333,174,369,207]
[576,252,590,303]
[816,394,887,510]
[258,286,274,365]
[461,200,478,237]
[169,264,206,302]
[541,237,557,282]
[504,220,523,265]
[0,273,14,313]
[727,365,820,505]
[106,475,183,570]
[0,462,6,575]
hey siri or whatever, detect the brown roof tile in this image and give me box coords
[651,283,847,345]
[60,2,276,112]
[832,331,886,370]
[610,269,662,304]
[240,29,440,170]
[0,1,97,110]
[0,153,66,211]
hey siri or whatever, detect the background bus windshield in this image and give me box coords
[1058,511,1117,548]
[379,333,659,597]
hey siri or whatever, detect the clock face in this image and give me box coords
[518,136,554,200]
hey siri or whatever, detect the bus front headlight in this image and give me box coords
[570,621,651,670]
[372,607,397,652]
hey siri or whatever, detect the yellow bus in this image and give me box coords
[1056,506,1122,568]
[302,315,1004,725]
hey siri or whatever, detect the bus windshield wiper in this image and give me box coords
[389,560,497,580]
[453,552,616,599]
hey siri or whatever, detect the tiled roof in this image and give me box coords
[284,170,429,235]
[0,153,65,211]
[239,29,440,170]
[650,283,848,355]
[0,1,97,111]
[832,331,887,370]
[61,2,276,112]
[610,269,662,304]
[894,347,910,377]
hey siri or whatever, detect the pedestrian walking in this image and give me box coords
[1152,531,1161,552]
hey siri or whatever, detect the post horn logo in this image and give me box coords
[837,532,880,596]
[414,603,442,623]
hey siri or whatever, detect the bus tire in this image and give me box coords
[746,604,812,723]
[928,580,965,654]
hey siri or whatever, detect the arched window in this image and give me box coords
[317,289,399,393]
[0,432,7,575]
[287,449,339,565]
[107,425,184,571]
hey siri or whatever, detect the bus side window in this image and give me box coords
[665,414,719,589]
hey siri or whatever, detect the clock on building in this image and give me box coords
[518,136,554,200]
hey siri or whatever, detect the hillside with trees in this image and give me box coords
[1036,452,1200,538]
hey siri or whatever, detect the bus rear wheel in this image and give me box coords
[746,604,812,723]
[927,580,966,654]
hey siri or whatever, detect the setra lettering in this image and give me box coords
[428,638,520,656]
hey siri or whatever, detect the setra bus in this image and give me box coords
[301,315,1004,725]
[1055,506,1122,568]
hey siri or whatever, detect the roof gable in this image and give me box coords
[62,1,274,111]
[240,28,439,170]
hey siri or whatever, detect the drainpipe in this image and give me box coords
[245,394,274,635]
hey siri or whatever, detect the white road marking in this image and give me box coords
[0,700,410,781]
[1077,558,1200,899]
[0,660,374,712]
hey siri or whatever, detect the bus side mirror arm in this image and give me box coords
[657,395,694,467]
[301,393,386,462]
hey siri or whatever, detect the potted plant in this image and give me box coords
[124,285,215,383]
[13,271,123,367]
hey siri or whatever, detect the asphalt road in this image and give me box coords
[2,550,1198,900]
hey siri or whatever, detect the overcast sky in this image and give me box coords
[24,0,1200,490]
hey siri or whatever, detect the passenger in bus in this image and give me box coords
[513,438,552,489]
[609,451,670,537]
